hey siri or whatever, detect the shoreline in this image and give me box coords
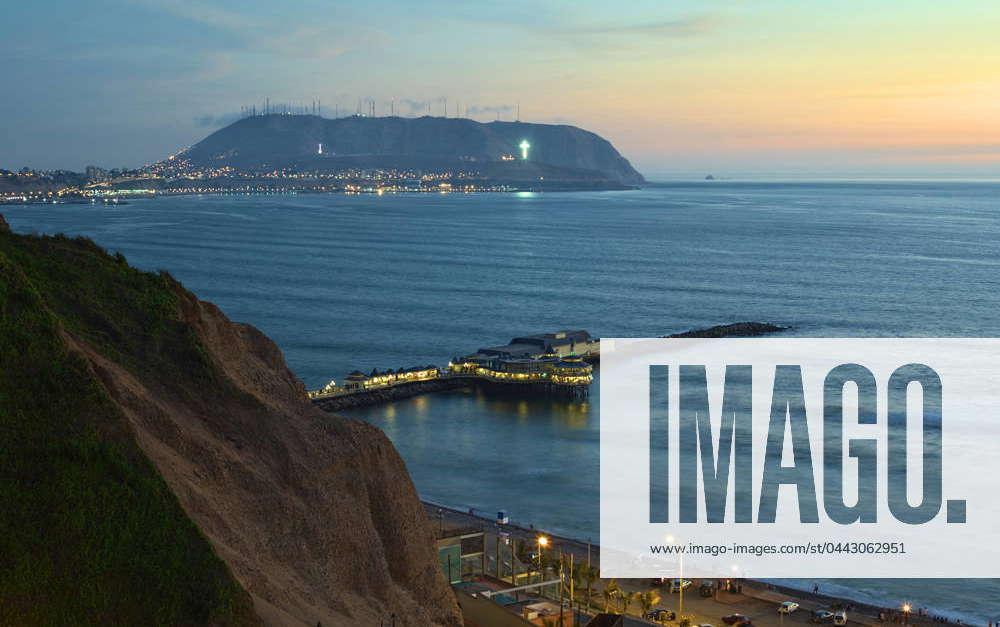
[423,499,985,626]
[0,182,639,205]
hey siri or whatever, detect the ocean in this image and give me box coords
[5,181,999,622]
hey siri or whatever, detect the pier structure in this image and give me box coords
[308,330,597,408]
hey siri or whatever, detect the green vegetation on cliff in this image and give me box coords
[0,219,254,625]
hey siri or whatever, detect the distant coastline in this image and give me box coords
[0,182,639,206]
[1,114,646,203]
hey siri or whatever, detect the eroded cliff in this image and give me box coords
[0,217,461,626]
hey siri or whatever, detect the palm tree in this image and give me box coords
[601,579,620,612]
[619,590,639,614]
[639,590,661,615]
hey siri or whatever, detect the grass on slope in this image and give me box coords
[0,228,255,625]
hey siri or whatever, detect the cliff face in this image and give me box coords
[183,114,645,184]
[0,219,461,626]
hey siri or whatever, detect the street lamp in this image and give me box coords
[902,603,912,627]
[537,536,549,583]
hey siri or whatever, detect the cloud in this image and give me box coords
[127,0,251,32]
[566,13,727,40]
[126,0,381,62]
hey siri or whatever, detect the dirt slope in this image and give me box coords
[0,220,461,626]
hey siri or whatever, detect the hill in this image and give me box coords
[0,215,461,626]
[182,114,645,185]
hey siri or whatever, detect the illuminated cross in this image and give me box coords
[519,140,530,160]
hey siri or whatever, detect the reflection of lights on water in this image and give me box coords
[384,405,396,422]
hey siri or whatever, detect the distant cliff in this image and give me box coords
[183,114,645,185]
[0,216,461,626]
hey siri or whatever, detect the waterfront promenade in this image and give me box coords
[424,501,969,627]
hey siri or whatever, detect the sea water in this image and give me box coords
[6,181,1000,621]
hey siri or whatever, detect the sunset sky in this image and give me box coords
[4,0,1000,177]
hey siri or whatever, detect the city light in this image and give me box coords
[519,139,530,160]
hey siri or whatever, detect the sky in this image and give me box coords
[2,0,1000,178]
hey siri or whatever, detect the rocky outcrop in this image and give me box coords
[183,114,645,184]
[0,222,461,626]
[666,322,789,338]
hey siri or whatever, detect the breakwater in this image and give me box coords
[313,378,469,411]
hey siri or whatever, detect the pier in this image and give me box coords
[309,330,597,410]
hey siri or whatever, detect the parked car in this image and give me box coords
[645,608,677,622]
[722,614,749,625]
[779,601,801,614]
[699,581,716,597]
[670,578,693,592]
[810,610,835,624]
[832,612,848,626]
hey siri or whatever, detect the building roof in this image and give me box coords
[477,342,541,357]
[585,615,623,627]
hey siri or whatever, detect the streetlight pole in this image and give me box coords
[537,536,549,588]
[568,552,574,627]
[666,535,684,618]
[559,551,565,627]
[679,550,684,618]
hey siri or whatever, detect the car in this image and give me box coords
[699,581,717,597]
[722,614,749,625]
[670,578,693,592]
[810,610,835,624]
[832,612,847,626]
[645,609,677,622]
[779,601,801,614]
